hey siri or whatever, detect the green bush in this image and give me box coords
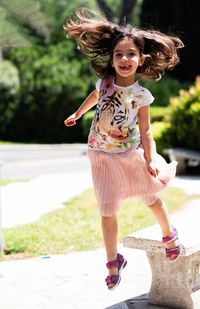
[3,42,95,142]
[150,106,170,122]
[82,110,94,137]
[162,78,200,150]
[152,121,173,154]
[141,76,189,106]
[0,60,20,134]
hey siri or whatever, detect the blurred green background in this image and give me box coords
[0,0,200,152]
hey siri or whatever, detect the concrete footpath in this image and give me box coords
[0,167,200,308]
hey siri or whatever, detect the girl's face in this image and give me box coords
[112,37,143,85]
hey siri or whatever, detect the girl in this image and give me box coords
[63,9,184,291]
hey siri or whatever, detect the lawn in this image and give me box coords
[3,186,197,260]
[0,179,30,187]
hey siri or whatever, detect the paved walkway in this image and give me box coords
[0,163,200,308]
[0,196,200,309]
[1,171,92,228]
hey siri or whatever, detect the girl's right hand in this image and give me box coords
[64,113,80,127]
[147,161,159,177]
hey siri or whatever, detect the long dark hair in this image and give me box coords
[63,8,184,80]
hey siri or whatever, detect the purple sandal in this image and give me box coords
[105,253,127,291]
[162,226,181,262]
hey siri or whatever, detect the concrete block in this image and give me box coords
[123,225,200,309]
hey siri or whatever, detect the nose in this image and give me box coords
[122,55,128,61]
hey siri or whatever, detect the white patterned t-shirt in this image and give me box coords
[88,76,154,153]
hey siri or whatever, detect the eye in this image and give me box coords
[114,53,122,58]
[128,51,136,57]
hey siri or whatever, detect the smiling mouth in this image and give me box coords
[119,64,131,70]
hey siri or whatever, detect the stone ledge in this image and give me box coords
[164,148,200,160]
[163,148,200,174]
[123,224,200,309]
[124,224,200,256]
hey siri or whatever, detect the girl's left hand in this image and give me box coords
[147,161,159,177]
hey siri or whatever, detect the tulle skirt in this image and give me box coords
[88,147,177,217]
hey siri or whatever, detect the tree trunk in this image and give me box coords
[96,0,113,21]
[119,0,136,25]
[96,0,136,25]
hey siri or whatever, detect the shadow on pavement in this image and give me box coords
[105,293,173,309]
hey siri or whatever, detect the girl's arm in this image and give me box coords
[138,106,159,177]
[64,89,99,126]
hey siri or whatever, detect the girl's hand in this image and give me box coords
[64,113,80,127]
[147,161,159,177]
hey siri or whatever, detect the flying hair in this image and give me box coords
[63,8,184,81]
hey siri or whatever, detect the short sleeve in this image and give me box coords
[95,79,102,92]
[140,88,154,107]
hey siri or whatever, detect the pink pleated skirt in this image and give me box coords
[88,147,177,217]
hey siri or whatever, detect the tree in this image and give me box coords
[0,60,20,134]
[2,41,95,142]
[0,0,50,49]
[96,0,137,25]
[39,0,97,44]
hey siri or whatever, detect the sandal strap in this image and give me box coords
[117,253,124,262]
[105,274,119,284]
[106,253,125,269]
[162,226,178,244]
[106,260,120,269]
[166,245,181,257]
[105,253,127,290]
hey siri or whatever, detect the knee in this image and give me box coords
[148,197,163,208]
[101,215,117,226]
[102,215,116,221]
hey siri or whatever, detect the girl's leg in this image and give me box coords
[148,197,179,259]
[101,215,118,263]
[101,215,118,287]
[148,197,171,236]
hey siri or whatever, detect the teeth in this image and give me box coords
[120,65,130,70]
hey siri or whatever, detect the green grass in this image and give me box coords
[0,141,26,145]
[3,187,197,259]
[0,179,31,187]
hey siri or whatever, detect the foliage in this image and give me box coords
[96,0,137,24]
[0,1,193,144]
[2,41,95,142]
[141,76,189,106]
[0,60,20,133]
[151,121,172,155]
[150,106,170,121]
[0,6,30,48]
[161,77,200,151]
[0,178,30,187]
[40,0,97,44]
[0,60,19,88]
[0,0,50,48]
[82,110,94,138]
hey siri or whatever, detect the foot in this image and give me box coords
[105,253,127,290]
[162,226,181,262]
[106,267,119,290]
